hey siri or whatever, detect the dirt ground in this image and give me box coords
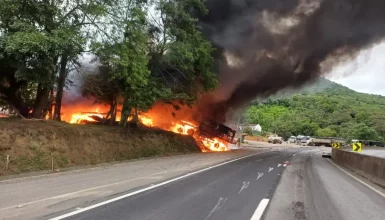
[244,135,268,142]
[0,118,199,175]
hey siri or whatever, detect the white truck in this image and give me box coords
[268,134,283,144]
[307,137,345,147]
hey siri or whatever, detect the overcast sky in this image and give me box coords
[327,42,385,96]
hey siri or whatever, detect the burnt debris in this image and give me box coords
[198,118,237,144]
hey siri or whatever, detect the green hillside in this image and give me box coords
[246,78,385,142]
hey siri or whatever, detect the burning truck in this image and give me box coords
[173,118,237,152]
[61,101,237,152]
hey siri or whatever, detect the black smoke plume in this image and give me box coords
[198,0,385,123]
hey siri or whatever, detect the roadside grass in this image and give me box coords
[0,118,199,175]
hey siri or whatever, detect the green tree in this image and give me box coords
[271,119,296,140]
[243,126,253,136]
[147,0,217,100]
[0,0,58,117]
[119,0,217,125]
[315,127,337,137]
[245,79,385,141]
[92,1,151,125]
[344,123,379,140]
[53,0,111,120]
[297,120,319,136]
[247,105,289,131]
[0,0,111,118]
[81,66,121,124]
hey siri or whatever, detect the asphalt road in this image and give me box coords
[53,149,301,220]
[0,150,256,220]
[265,148,385,220]
[3,145,385,220]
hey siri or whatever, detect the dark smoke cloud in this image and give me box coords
[198,0,385,122]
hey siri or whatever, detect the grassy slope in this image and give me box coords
[0,119,199,175]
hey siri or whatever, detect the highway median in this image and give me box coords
[332,148,385,188]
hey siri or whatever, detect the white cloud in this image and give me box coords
[327,42,385,96]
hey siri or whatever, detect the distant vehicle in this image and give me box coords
[268,134,283,144]
[307,137,345,147]
[296,135,304,145]
[272,138,283,144]
[300,136,312,145]
[288,136,296,144]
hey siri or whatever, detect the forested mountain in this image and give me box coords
[246,78,385,141]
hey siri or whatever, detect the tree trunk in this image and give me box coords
[48,88,54,119]
[54,55,68,121]
[102,110,111,125]
[32,84,50,118]
[110,100,117,126]
[32,56,57,119]
[102,99,116,125]
[111,98,118,125]
[133,105,139,125]
[120,99,130,127]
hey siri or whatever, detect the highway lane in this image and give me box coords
[0,150,257,220]
[265,147,385,220]
[50,149,301,220]
[5,145,383,220]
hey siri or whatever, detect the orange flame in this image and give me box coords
[62,100,230,152]
[199,137,229,152]
[70,113,104,124]
[133,113,229,152]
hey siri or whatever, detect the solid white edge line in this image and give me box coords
[49,152,266,220]
[327,159,385,198]
[250,198,270,220]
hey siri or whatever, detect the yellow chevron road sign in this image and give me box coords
[352,142,362,152]
[332,143,340,148]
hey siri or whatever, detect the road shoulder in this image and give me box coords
[264,147,385,220]
[264,149,314,220]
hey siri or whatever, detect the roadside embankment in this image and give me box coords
[245,135,268,142]
[0,119,199,176]
[332,148,385,188]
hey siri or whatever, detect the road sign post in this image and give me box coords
[352,142,362,152]
[332,143,340,148]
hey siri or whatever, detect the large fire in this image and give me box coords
[60,100,231,152]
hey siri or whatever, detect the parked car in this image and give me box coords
[288,136,296,144]
[300,136,312,145]
[296,135,304,145]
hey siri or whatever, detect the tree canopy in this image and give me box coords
[245,79,385,142]
[0,0,217,123]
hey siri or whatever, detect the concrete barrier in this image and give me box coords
[332,148,385,188]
